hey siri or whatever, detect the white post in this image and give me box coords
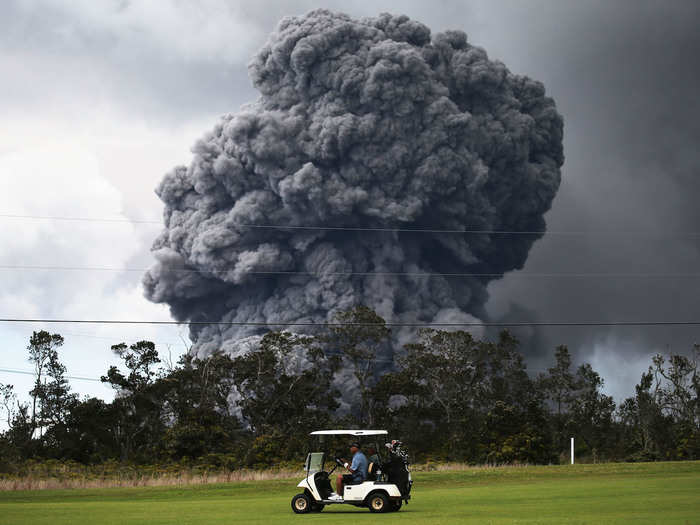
[570,437,574,465]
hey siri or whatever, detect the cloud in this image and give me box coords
[0,127,191,403]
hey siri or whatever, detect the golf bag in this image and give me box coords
[383,440,412,498]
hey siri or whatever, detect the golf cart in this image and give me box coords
[291,430,412,514]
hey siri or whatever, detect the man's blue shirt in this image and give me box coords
[350,450,368,481]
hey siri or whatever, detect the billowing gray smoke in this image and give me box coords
[143,9,564,360]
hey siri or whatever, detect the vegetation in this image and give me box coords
[0,461,698,523]
[0,306,698,475]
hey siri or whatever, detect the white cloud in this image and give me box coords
[0,120,194,403]
[12,0,267,64]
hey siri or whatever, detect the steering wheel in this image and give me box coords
[325,457,340,475]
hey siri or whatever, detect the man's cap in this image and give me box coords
[350,441,361,449]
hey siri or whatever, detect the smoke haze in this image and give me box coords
[143,9,564,359]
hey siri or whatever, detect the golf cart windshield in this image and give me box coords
[305,452,324,474]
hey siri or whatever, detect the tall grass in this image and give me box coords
[0,460,303,491]
[0,468,302,491]
[0,459,608,491]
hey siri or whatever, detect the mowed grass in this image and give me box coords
[1,461,699,525]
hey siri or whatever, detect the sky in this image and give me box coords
[1,0,699,405]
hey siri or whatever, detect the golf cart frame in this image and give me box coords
[291,430,412,514]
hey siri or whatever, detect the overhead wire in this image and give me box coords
[0,367,104,383]
[0,318,699,327]
[60,330,189,348]
[2,214,698,337]
[1,214,694,384]
[1,264,699,279]
[0,360,552,382]
[2,213,700,237]
[0,213,160,225]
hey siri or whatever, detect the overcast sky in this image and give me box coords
[1,0,699,404]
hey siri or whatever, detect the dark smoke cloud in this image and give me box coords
[480,1,700,397]
[143,9,564,358]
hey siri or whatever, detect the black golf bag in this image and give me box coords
[383,440,412,499]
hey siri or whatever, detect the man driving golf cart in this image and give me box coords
[291,430,412,514]
[331,441,368,500]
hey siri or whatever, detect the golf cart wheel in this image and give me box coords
[390,500,402,512]
[367,492,390,513]
[291,493,311,514]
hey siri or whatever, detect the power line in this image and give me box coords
[61,331,189,348]
[2,213,699,237]
[238,224,559,235]
[0,213,160,225]
[0,361,547,381]
[0,367,103,383]
[2,264,700,279]
[226,224,700,237]
[1,318,699,328]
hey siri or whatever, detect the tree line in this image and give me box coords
[0,306,698,470]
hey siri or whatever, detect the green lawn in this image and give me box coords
[1,462,699,524]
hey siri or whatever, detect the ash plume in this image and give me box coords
[143,9,564,359]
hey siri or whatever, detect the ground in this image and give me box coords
[0,462,698,524]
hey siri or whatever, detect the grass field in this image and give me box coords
[0,461,698,524]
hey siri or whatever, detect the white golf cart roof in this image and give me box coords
[310,429,388,437]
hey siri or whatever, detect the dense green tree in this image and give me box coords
[159,353,242,459]
[36,350,78,457]
[618,346,699,460]
[3,403,33,460]
[652,348,699,430]
[0,384,21,469]
[63,397,118,462]
[374,329,554,463]
[479,333,556,464]
[101,341,164,461]
[618,370,674,460]
[373,328,486,458]
[2,316,698,469]
[568,364,615,459]
[539,346,576,450]
[0,384,15,428]
[325,305,391,426]
[231,331,340,438]
[542,346,576,416]
[27,331,65,439]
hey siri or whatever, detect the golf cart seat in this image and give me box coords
[367,461,380,481]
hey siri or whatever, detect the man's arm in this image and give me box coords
[345,454,362,474]
[343,459,356,473]
[337,457,350,469]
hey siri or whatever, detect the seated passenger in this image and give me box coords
[367,446,380,466]
[366,446,381,480]
[333,442,368,498]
